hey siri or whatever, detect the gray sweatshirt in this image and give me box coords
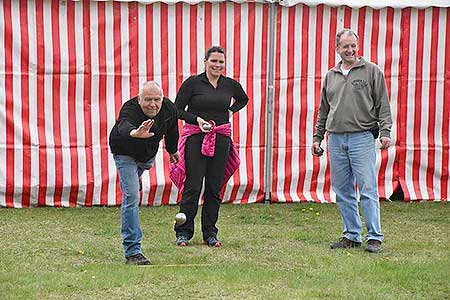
[313,58,392,143]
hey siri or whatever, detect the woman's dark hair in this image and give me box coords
[204,46,225,60]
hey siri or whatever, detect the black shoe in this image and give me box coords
[330,237,362,249]
[366,240,382,253]
[203,236,222,247]
[176,236,189,247]
[125,253,150,265]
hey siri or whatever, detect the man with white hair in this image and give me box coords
[109,81,180,265]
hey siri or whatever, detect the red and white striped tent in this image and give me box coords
[0,0,449,207]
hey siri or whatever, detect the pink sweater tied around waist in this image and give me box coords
[169,122,240,193]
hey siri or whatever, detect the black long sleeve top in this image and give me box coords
[109,96,179,162]
[175,72,249,125]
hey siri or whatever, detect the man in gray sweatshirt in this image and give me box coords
[312,29,392,253]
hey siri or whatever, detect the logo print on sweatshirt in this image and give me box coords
[351,79,368,90]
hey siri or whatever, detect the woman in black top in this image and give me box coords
[174,46,249,247]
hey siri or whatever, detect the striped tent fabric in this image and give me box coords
[0,1,449,207]
[0,0,267,207]
[272,4,450,202]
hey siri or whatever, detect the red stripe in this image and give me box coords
[4,0,14,207]
[426,7,439,200]
[282,6,295,202]
[66,0,79,207]
[219,2,227,51]
[189,5,197,74]
[97,2,109,206]
[35,0,48,206]
[310,4,324,203]
[129,2,138,96]
[113,2,123,205]
[229,2,241,203]
[19,0,31,206]
[240,3,256,204]
[257,3,269,202]
[357,7,366,57]
[145,4,157,206]
[344,6,352,28]
[145,5,154,81]
[296,5,309,202]
[175,3,183,89]
[378,7,395,199]
[442,9,450,201]
[271,6,282,201]
[371,9,379,64]
[51,0,63,206]
[324,7,338,201]
[82,1,94,206]
[160,3,173,205]
[412,9,425,200]
[204,2,212,48]
[398,8,411,201]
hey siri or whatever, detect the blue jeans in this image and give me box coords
[328,131,383,243]
[113,154,155,257]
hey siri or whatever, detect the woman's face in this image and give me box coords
[205,52,225,78]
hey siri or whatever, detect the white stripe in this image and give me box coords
[247,4,264,202]
[275,7,289,201]
[27,0,40,205]
[211,3,220,46]
[182,3,191,79]
[90,2,102,205]
[11,0,23,207]
[42,1,55,206]
[363,8,373,60]
[121,3,130,101]
[433,8,446,199]
[104,2,117,206]
[167,4,177,98]
[196,5,205,74]
[405,8,418,200]
[351,7,358,29]
[288,5,301,202]
[303,6,317,202]
[419,8,433,199]
[74,2,87,205]
[59,2,72,206]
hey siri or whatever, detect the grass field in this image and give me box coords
[1,202,449,300]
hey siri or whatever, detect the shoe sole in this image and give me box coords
[203,241,222,247]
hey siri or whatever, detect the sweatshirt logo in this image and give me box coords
[351,79,368,90]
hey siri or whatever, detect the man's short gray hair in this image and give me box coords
[336,29,359,47]
[139,80,164,97]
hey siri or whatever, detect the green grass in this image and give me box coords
[1,202,449,300]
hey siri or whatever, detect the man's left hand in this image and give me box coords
[169,151,181,164]
[380,137,391,149]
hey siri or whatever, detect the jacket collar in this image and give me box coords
[332,57,366,73]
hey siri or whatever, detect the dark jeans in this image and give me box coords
[175,133,231,240]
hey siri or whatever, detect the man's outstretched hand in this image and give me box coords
[130,119,155,138]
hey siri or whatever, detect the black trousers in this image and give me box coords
[175,133,231,240]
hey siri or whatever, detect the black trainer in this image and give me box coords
[176,236,189,247]
[203,236,222,247]
[125,253,150,265]
[330,237,362,249]
[366,240,382,253]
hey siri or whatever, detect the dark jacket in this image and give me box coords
[109,96,179,162]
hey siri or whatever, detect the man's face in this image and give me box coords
[336,33,359,65]
[138,86,163,118]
